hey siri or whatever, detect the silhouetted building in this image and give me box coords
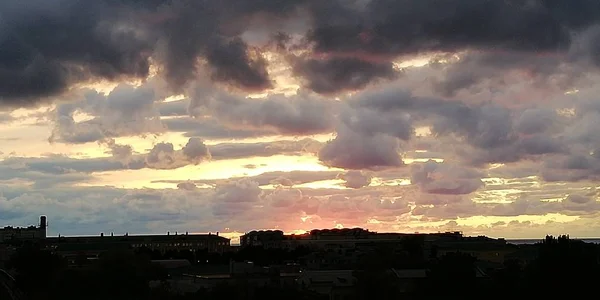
[47,232,230,261]
[240,230,285,247]
[0,216,47,243]
[240,228,464,250]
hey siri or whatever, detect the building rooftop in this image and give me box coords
[46,233,229,243]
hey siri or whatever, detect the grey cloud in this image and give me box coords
[350,85,567,166]
[211,138,321,160]
[431,51,577,97]
[306,0,588,57]
[412,175,600,219]
[515,108,559,135]
[563,112,600,146]
[50,83,165,144]
[565,194,591,205]
[191,89,336,136]
[0,138,321,178]
[158,100,189,116]
[319,124,404,170]
[204,37,272,91]
[163,117,276,140]
[162,88,336,139]
[0,0,154,106]
[338,170,372,189]
[105,139,134,163]
[0,0,310,106]
[177,181,197,191]
[142,138,208,170]
[339,105,413,140]
[210,178,262,218]
[156,170,340,187]
[182,138,210,160]
[10,0,600,107]
[315,99,415,170]
[2,155,136,175]
[467,134,566,166]
[540,153,600,182]
[410,160,484,196]
[290,0,600,95]
[150,0,307,92]
[0,113,15,123]
[290,56,399,94]
[435,104,516,150]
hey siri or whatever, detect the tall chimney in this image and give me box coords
[39,215,47,239]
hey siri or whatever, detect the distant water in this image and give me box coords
[507,239,600,245]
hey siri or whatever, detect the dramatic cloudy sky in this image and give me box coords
[3,0,600,241]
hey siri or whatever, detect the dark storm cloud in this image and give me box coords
[140,0,309,92]
[0,0,154,106]
[204,37,272,91]
[291,56,399,94]
[291,0,600,94]
[0,0,307,107]
[306,0,600,56]
[6,0,600,107]
[431,51,573,97]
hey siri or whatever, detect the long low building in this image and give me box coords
[46,232,230,256]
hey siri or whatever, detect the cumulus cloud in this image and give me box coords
[338,170,373,189]
[190,89,336,136]
[410,160,484,196]
[211,179,263,217]
[49,83,165,144]
[319,124,404,170]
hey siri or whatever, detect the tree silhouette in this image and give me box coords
[523,235,600,297]
[426,252,478,299]
[6,242,67,300]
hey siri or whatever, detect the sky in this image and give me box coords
[2,0,600,242]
